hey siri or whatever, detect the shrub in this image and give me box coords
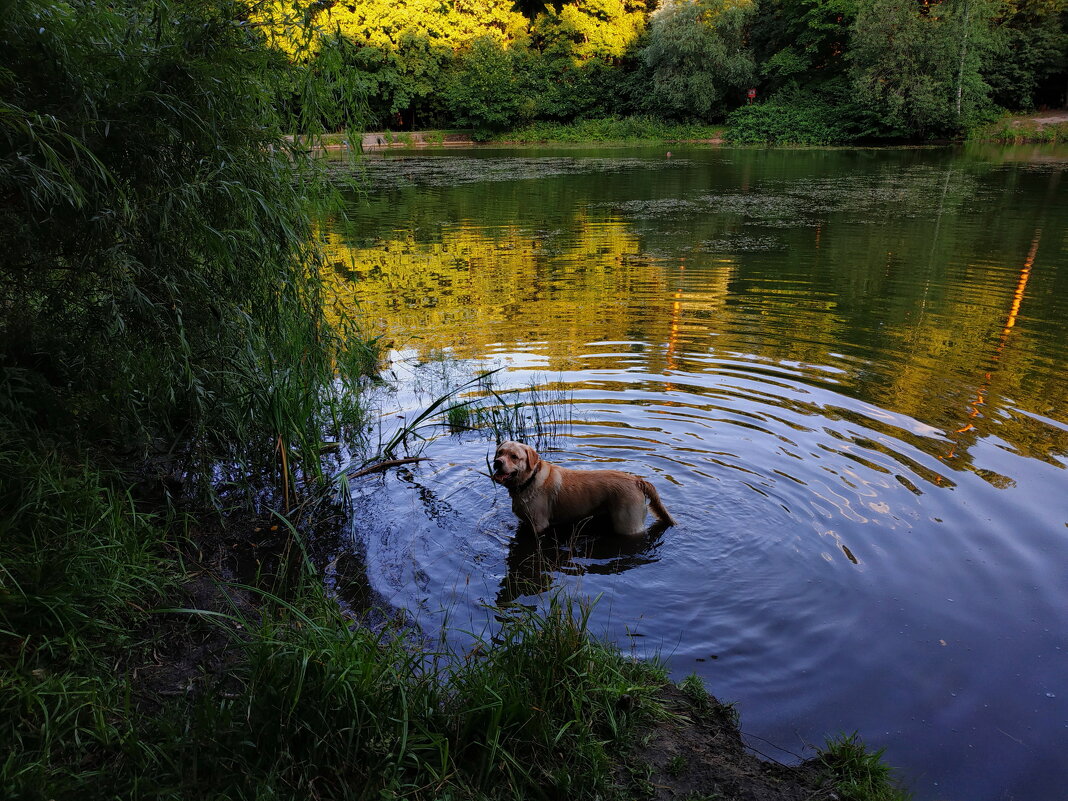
[726,88,869,145]
[494,115,725,143]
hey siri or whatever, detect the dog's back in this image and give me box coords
[493,440,674,535]
[536,463,674,534]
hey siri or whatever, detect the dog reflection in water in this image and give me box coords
[495,517,669,607]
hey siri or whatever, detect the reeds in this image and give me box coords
[0,0,378,508]
[442,374,574,450]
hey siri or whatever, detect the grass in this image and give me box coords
[969,114,1068,144]
[0,445,174,798]
[818,733,912,801]
[2,487,670,800]
[0,433,911,801]
[491,116,726,144]
[0,448,172,646]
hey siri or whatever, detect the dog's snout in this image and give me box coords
[492,458,504,472]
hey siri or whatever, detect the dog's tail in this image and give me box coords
[638,478,675,527]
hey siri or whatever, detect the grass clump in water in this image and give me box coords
[818,733,911,801]
[437,369,573,450]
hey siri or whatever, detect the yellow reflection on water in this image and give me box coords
[320,217,734,367]
[316,194,1067,478]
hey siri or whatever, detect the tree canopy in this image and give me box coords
[260,0,1067,139]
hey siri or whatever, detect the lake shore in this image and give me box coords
[1,434,905,800]
[109,486,907,800]
[296,110,1068,151]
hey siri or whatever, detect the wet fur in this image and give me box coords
[491,440,675,536]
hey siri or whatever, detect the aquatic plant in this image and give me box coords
[818,733,912,801]
[436,372,574,449]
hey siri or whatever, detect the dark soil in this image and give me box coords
[628,684,830,801]
[122,499,369,713]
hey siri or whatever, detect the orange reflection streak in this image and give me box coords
[942,230,1041,461]
[665,262,684,374]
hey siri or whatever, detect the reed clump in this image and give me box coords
[444,379,574,449]
[817,733,912,801]
[0,0,374,504]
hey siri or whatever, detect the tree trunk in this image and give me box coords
[955,0,971,117]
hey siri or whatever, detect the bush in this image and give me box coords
[444,36,533,135]
[726,89,869,145]
[494,115,725,143]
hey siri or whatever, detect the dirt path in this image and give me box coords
[1024,110,1068,125]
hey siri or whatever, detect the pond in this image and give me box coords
[319,143,1068,801]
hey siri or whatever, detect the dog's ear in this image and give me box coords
[522,442,540,471]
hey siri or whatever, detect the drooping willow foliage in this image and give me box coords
[0,0,370,496]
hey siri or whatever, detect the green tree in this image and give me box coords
[263,0,528,128]
[444,36,534,132]
[982,0,1068,109]
[750,0,857,91]
[639,0,757,121]
[849,0,1001,138]
[532,0,647,61]
[529,0,648,119]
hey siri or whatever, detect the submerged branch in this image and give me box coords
[346,456,429,478]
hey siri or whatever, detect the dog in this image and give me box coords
[491,440,675,536]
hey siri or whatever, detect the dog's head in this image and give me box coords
[492,440,540,489]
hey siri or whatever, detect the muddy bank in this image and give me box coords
[627,685,827,801]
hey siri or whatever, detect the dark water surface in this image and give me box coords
[321,144,1068,801]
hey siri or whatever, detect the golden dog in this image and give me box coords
[491,440,675,536]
